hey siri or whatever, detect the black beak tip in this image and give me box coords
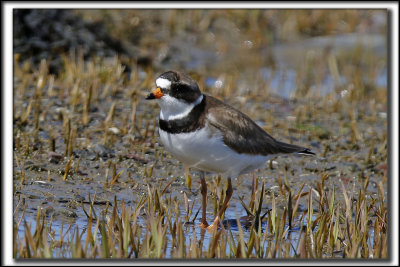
[145,93,155,100]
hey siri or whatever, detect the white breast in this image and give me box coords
[159,124,270,178]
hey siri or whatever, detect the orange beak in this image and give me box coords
[146,87,164,100]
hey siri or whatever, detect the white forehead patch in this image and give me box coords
[156,78,172,89]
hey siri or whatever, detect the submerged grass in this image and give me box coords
[13,173,388,258]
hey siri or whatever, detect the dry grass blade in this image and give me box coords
[239,196,254,217]
[161,176,178,196]
[340,179,351,220]
[207,230,222,258]
[109,170,124,188]
[288,190,293,230]
[63,155,74,181]
[254,182,265,230]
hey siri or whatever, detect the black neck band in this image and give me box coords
[159,96,206,134]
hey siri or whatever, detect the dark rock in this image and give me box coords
[25,164,48,172]
[124,153,149,164]
[13,9,137,75]
[57,197,70,203]
[55,208,78,218]
[91,144,115,159]
[304,163,320,172]
[73,193,85,203]
[48,151,63,164]
[323,163,336,171]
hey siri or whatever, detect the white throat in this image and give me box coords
[159,94,203,121]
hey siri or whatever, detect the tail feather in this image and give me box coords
[296,148,316,156]
[275,140,316,156]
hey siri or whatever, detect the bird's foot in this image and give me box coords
[199,216,220,232]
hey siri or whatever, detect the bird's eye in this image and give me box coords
[173,85,182,92]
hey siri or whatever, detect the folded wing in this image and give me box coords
[205,95,315,156]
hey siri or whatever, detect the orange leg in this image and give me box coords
[199,174,233,231]
[206,177,233,231]
[185,165,192,191]
[199,171,209,228]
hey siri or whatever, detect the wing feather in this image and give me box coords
[205,95,313,156]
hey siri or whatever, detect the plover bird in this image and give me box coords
[146,70,315,230]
